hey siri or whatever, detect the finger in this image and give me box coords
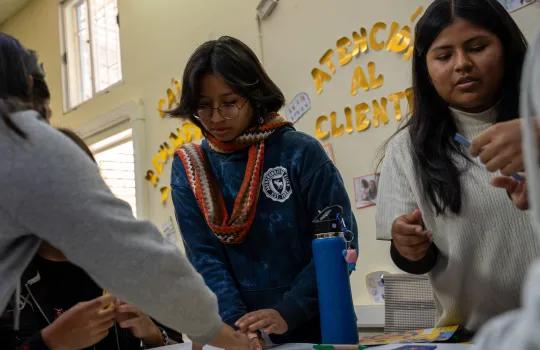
[92,329,110,343]
[501,160,524,176]
[248,319,272,332]
[94,318,115,332]
[484,152,514,173]
[491,176,518,192]
[250,339,263,350]
[393,231,430,247]
[403,209,423,224]
[80,295,116,312]
[517,183,529,210]
[471,128,495,156]
[247,332,260,340]
[478,145,500,166]
[393,219,426,237]
[94,306,117,320]
[236,313,261,330]
[119,317,142,329]
[264,325,277,334]
[235,313,254,326]
[117,304,141,315]
[97,296,116,314]
[398,243,431,261]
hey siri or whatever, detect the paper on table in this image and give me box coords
[359,326,459,346]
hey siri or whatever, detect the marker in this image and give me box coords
[453,133,525,182]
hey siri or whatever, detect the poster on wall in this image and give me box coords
[354,173,380,209]
[286,92,311,123]
[498,0,536,12]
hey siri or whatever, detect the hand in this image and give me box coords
[247,332,263,350]
[491,176,529,210]
[208,324,250,350]
[391,209,432,262]
[116,302,163,346]
[41,295,116,350]
[470,119,524,175]
[235,309,288,335]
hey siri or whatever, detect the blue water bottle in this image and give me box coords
[312,205,358,344]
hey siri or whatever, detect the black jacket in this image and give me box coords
[0,256,182,349]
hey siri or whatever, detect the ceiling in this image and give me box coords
[0,0,31,26]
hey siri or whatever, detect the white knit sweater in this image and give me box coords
[376,106,540,332]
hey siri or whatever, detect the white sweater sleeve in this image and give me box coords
[376,132,419,240]
[474,262,540,349]
[5,114,223,344]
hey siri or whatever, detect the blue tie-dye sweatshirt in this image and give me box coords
[171,126,358,344]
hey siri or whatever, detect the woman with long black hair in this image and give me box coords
[376,0,540,333]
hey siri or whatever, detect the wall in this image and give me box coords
[2,0,540,306]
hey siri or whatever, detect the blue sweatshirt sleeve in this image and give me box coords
[171,156,248,326]
[274,139,358,331]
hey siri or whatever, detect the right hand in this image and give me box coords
[470,119,524,175]
[391,209,432,261]
[206,324,250,350]
[491,176,529,210]
[41,295,116,350]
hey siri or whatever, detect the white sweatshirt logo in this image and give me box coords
[263,166,292,203]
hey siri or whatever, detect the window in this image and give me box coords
[61,0,122,109]
[90,129,137,217]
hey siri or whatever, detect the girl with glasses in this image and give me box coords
[169,36,357,347]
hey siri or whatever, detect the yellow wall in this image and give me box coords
[3,0,540,306]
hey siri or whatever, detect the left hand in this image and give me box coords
[116,302,163,346]
[470,119,524,175]
[235,309,288,335]
[247,332,263,350]
[491,176,529,210]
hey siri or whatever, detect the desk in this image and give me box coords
[370,344,473,349]
[153,343,473,350]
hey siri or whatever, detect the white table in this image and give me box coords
[370,344,473,349]
[152,344,313,350]
[153,343,473,350]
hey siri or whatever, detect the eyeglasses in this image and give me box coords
[194,99,248,121]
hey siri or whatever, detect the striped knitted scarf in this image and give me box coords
[176,114,291,244]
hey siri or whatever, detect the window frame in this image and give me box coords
[77,101,148,219]
[59,0,123,112]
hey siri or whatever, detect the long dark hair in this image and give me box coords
[0,33,35,137]
[169,36,285,133]
[404,0,527,215]
[57,128,96,162]
[25,50,51,121]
